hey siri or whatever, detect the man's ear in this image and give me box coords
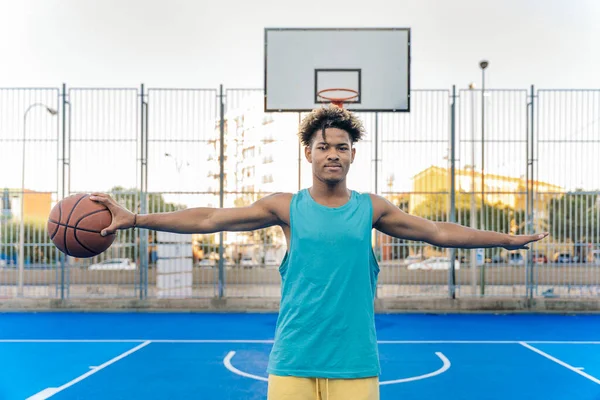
[304,145,313,163]
[351,147,356,163]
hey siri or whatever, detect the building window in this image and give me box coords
[242,146,255,159]
[262,174,274,184]
[242,166,255,178]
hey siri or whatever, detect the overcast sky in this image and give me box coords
[1,0,599,90]
[1,0,598,202]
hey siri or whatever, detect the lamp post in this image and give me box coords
[164,152,189,173]
[479,60,489,228]
[479,60,489,297]
[164,152,190,192]
[468,83,478,295]
[19,103,57,296]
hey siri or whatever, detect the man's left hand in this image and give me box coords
[504,232,549,250]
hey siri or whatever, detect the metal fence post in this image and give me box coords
[449,86,457,299]
[374,112,380,297]
[374,112,379,195]
[139,83,149,300]
[218,84,225,298]
[526,85,535,300]
[60,83,69,300]
[64,84,72,298]
[298,113,302,191]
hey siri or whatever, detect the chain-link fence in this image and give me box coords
[1,85,598,302]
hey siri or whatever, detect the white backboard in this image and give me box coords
[265,28,411,112]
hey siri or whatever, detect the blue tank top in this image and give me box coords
[267,189,380,378]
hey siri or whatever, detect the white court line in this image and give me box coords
[25,341,151,400]
[379,352,450,385]
[519,342,600,385]
[522,341,600,345]
[0,339,274,344]
[26,388,57,400]
[223,350,450,386]
[224,351,268,382]
[3,339,600,344]
[0,339,145,343]
[379,340,600,345]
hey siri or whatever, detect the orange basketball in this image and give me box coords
[47,193,115,258]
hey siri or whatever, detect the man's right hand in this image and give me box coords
[89,193,136,236]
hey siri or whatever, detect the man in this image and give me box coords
[91,105,547,400]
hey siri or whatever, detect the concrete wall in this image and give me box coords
[2,297,600,314]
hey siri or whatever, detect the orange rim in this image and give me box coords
[317,88,359,107]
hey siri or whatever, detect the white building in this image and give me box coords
[206,96,300,263]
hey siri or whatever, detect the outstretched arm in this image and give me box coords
[90,193,286,236]
[371,194,547,250]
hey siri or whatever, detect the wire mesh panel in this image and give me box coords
[225,88,263,113]
[376,90,451,298]
[221,89,299,297]
[535,90,600,298]
[0,88,61,298]
[145,89,218,298]
[455,89,529,297]
[215,192,284,298]
[66,88,140,298]
[1,84,598,305]
[224,91,378,297]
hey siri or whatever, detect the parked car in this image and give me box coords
[407,257,460,270]
[197,258,216,268]
[403,255,423,266]
[89,258,136,270]
[0,251,17,266]
[201,258,232,268]
[532,254,548,264]
[591,250,600,266]
[240,255,257,268]
[553,252,573,263]
[264,256,280,268]
[508,253,525,266]
[491,255,505,263]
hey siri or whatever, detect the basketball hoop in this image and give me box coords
[317,88,359,108]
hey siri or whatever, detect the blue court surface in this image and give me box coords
[1,313,599,400]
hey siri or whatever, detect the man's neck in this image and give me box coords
[309,180,350,205]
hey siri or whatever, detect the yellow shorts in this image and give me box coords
[267,374,379,400]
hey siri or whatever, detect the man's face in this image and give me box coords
[305,127,356,184]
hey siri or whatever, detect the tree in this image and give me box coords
[0,221,50,264]
[412,193,521,232]
[110,185,185,230]
[193,233,219,262]
[0,188,187,265]
[109,186,185,214]
[411,193,526,257]
[379,196,411,260]
[106,187,187,262]
[548,190,600,260]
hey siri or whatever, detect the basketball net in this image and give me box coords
[317,88,359,108]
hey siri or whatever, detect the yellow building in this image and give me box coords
[2,189,52,224]
[379,166,566,260]
[410,166,564,217]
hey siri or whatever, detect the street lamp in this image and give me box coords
[479,60,489,297]
[479,61,489,228]
[468,82,478,295]
[164,152,189,173]
[19,103,57,296]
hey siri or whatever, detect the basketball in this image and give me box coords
[47,193,116,258]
